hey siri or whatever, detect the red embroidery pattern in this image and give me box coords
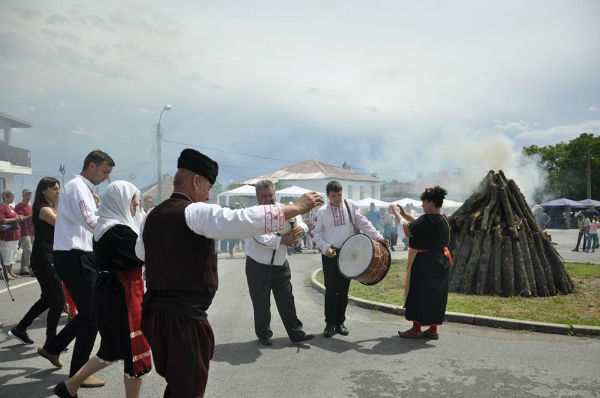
[331,204,346,227]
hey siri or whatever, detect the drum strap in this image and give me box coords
[344,199,360,234]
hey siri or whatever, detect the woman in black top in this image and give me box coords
[9,178,63,346]
[391,186,451,340]
[54,181,150,398]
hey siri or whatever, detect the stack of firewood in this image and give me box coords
[448,170,574,297]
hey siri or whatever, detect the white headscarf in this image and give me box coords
[93,180,141,242]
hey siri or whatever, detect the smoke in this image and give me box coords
[366,123,548,204]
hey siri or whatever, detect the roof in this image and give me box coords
[139,174,174,203]
[0,112,32,128]
[241,160,381,184]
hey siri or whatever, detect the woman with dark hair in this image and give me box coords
[8,177,64,346]
[54,180,151,398]
[390,186,452,340]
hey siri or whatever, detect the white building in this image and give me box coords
[0,112,33,193]
[241,159,381,200]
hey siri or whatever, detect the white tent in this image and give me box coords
[391,198,421,207]
[442,199,464,208]
[355,198,390,209]
[217,184,256,205]
[275,185,325,202]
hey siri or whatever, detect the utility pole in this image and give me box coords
[59,163,65,191]
[156,105,172,202]
[586,146,592,199]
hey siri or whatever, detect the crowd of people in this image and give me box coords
[0,147,511,397]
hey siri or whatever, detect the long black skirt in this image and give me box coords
[404,251,450,326]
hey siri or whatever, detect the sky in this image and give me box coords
[1,0,599,198]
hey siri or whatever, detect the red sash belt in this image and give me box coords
[117,268,152,377]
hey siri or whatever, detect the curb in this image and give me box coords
[310,269,600,337]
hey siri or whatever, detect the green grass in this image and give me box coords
[314,259,600,326]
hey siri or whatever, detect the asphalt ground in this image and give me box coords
[0,229,598,397]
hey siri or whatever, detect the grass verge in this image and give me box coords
[314,259,600,326]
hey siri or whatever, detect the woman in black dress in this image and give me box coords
[8,178,63,347]
[54,181,151,398]
[391,186,452,340]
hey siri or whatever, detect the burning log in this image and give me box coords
[448,170,574,297]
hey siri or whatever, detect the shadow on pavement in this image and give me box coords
[0,366,63,398]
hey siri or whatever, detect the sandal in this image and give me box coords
[398,329,423,338]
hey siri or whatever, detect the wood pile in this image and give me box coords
[448,170,574,297]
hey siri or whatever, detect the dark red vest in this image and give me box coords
[143,193,218,301]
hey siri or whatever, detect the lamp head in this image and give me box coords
[163,104,173,111]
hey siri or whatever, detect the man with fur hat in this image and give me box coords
[136,148,323,398]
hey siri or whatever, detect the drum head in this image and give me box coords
[338,234,374,278]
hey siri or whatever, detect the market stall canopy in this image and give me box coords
[540,198,585,208]
[217,184,256,205]
[275,186,325,202]
[442,199,464,208]
[575,198,600,207]
[355,198,390,208]
[390,198,421,207]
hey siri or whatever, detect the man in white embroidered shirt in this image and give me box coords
[38,150,114,388]
[313,180,388,338]
[244,180,315,346]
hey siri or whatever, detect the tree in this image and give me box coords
[523,133,600,202]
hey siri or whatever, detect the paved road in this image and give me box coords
[1,231,599,397]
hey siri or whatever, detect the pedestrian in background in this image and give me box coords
[15,188,34,276]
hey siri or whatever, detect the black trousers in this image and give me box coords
[322,255,350,326]
[16,261,65,342]
[245,256,304,340]
[44,250,98,377]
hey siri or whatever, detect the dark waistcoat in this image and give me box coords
[143,193,218,311]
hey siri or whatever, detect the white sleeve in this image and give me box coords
[294,215,309,234]
[135,214,147,261]
[184,202,286,240]
[251,233,282,248]
[312,209,330,253]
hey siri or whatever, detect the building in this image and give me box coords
[0,112,33,193]
[240,159,382,200]
[381,171,473,202]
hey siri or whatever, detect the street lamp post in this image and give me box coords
[156,104,172,202]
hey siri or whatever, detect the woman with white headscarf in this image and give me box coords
[54,181,151,398]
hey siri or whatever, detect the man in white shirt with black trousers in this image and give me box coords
[313,180,388,338]
[244,180,315,346]
[38,150,114,388]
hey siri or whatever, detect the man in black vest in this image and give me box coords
[137,149,323,398]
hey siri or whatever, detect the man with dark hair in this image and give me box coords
[244,180,314,346]
[313,180,387,338]
[137,149,323,398]
[38,150,114,388]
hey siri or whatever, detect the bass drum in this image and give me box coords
[337,233,391,286]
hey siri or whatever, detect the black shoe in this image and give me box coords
[8,327,34,345]
[54,381,77,398]
[335,324,349,336]
[290,333,315,344]
[323,324,336,338]
[571,248,579,252]
[258,336,272,346]
[390,246,395,251]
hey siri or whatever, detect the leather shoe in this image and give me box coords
[290,333,315,344]
[81,375,105,388]
[323,324,336,338]
[258,336,272,346]
[336,324,349,336]
[54,381,77,398]
[37,346,63,368]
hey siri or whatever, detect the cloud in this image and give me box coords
[515,120,600,144]
[494,120,530,132]
[304,87,320,94]
[138,107,152,114]
[589,106,598,111]
[365,106,377,112]
[11,7,41,19]
[70,127,96,136]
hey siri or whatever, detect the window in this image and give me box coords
[348,185,354,199]
[360,185,365,199]
[371,185,376,198]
